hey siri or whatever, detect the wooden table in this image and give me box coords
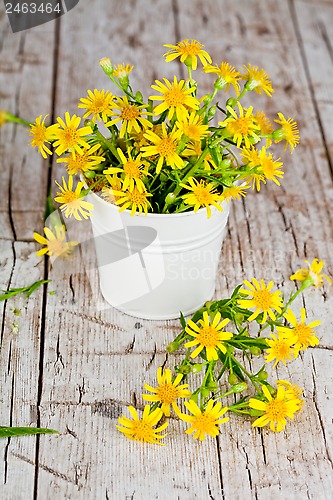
[1,0,333,498]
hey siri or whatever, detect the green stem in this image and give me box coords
[230,354,261,392]
[94,129,121,161]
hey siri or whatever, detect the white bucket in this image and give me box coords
[87,191,230,320]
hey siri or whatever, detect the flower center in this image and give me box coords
[157,383,179,404]
[33,126,47,144]
[124,161,141,179]
[184,124,200,140]
[48,239,68,256]
[165,88,186,107]
[62,191,79,204]
[192,413,215,431]
[157,137,177,157]
[91,98,109,113]
[128,189,147,205]
[253,289,274,311]
[121,105,139,121]
[271,340,291,359]
[131,420,152,441]
[266,399,287,420]
[197,326,220,348]
[228,117,251,135]
[62,127,79,147]
[293,323,312,344]
[179,42,202,56]
[193,185,214,205]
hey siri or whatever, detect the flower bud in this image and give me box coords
[272,128,285,141]
[234,312,244,323]
[166,341,180,353]
[231,382,248,393]
[191,363,203,374]
[228,373,238,385]
[208,106,217,118]
[84,171,96,179]
[200,388,210,398]
[249,346,261,356]
[257,370,268,382]
[226,97,237,108]
[206,380,218,392]
[135,91,143,103]
[219,158,231,169]
[165,192,177,205]
[99,57,113,77]
[214,77,226,91]
[179,364,191,375]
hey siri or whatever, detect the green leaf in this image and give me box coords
[179,311,186,329]
[0,426,59,438]
[0,280,51,301]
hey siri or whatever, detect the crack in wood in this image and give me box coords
[288,0,333,181]
[3,373,15,485]
[311,355,333,468]
[125,335,136,353]
[69,274,75,304]
[215,435,225,499]
[146,343,157,370]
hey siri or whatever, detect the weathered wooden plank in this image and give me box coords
[0,21,56,239]
[0,241,46,499]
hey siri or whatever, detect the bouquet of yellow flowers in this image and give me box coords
[22,38,299,225]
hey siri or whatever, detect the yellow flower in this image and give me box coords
[29,114,59,159]
[264,334,295,367]
[149,76,200,121]
[141,123,184,174]
[101,174,122,204]
[0,110,12,127]
[184,311,233,361]
[163,39,212,70]
[78,89,114,123]
[33,225,78,258]
[257,147,284,186]
[222,183,250,202]
[52,112,92,157]
[113,63,134,79]
[178,399,229,440]
[182,141,218,170]
[111,186,152,215]
[204,62,241,93]
[254,110,274,136]
[181,177,223,218]
[276,380,304,412]
[54,175,93,220]
[176,111,209,142]
[142,367,191,417]
[103,148,147,192]
[56,143,105,175]
[238,278,284,324]
[240,64,274,97]
[116,405,168,445]
[105,96,152,138]
[277,307,321,357]
[219,103,260,148]
[290,258,332,287]
[273,112,300,153]
[249,384,301,432]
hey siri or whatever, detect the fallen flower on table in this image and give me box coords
[117,259,330,443]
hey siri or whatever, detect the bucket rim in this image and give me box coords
[86,185,230,220]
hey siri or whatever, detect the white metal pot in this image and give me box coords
[87,191,230,320]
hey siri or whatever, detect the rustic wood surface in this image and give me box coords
[1,0,333,498]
